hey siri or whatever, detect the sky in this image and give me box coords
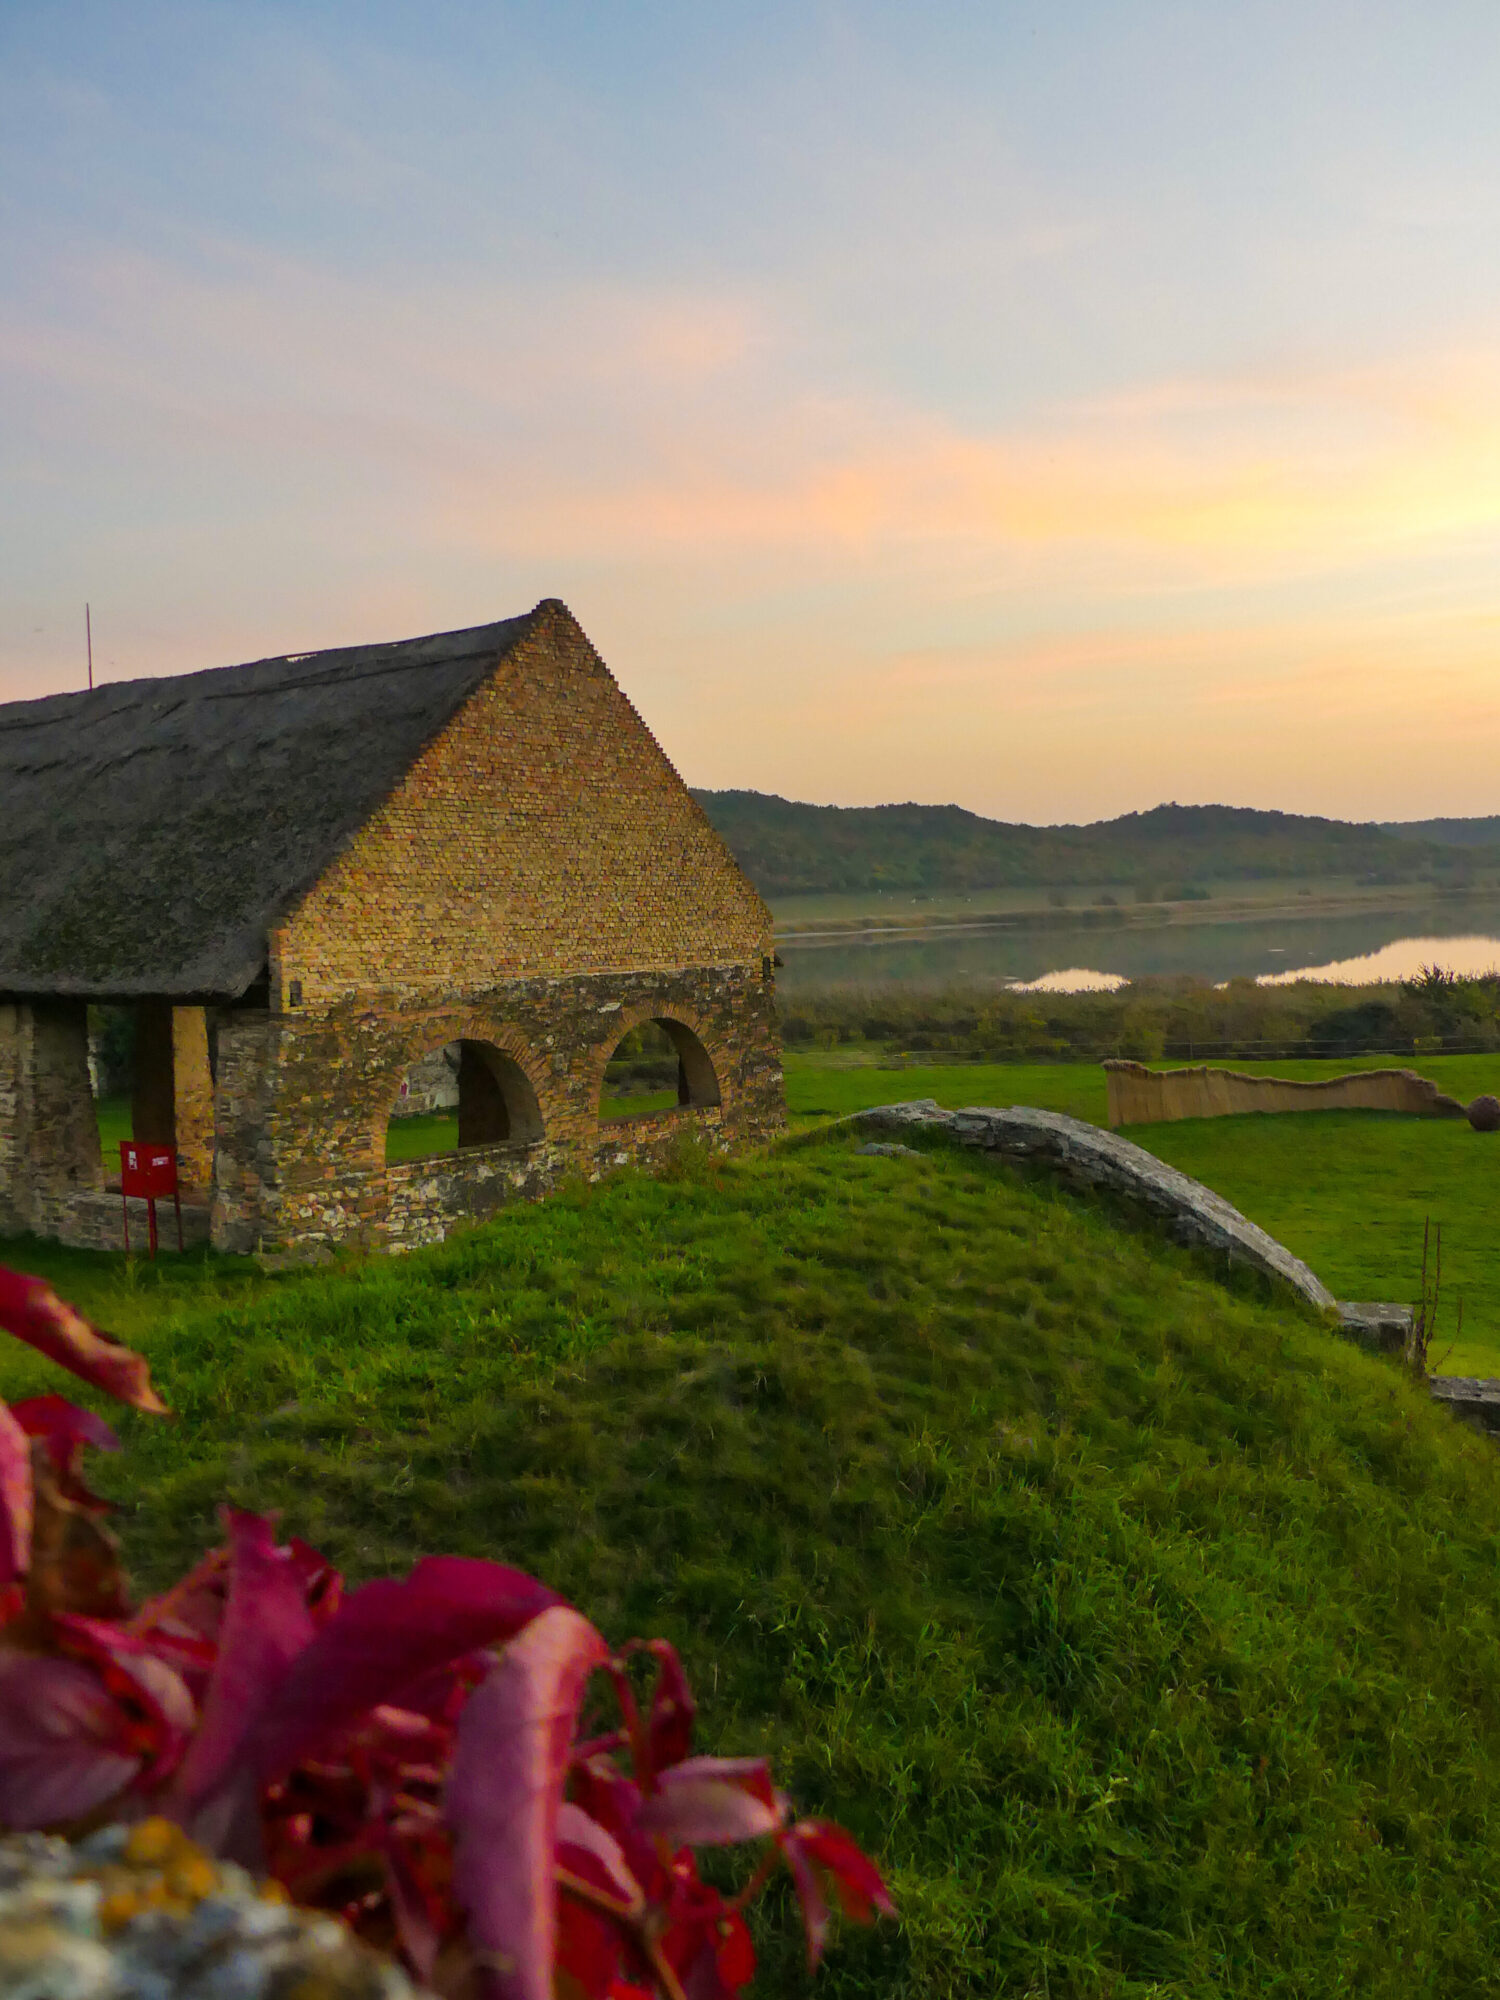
[5,2,1500,824]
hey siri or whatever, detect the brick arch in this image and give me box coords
[587,1000,731,1124]
[370,1015,559,1157]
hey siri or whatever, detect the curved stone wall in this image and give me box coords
[1103,1059,1466,1130]
[849,1101,1500,1440]
[849,1099,1336,1311]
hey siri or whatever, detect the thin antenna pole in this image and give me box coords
[86,604,93,690]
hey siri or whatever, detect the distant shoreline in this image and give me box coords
[775,879,1500,950]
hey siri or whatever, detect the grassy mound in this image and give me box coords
[782,1052,1500,1373]
[6,1137,1500,1995]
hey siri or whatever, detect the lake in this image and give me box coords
[776,895,1500,993]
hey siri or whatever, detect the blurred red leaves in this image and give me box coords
[0,1265,892,1995]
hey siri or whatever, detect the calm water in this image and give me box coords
[776,897,1500,994]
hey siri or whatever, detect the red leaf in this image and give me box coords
[11,1397,122,1514]
[253,1556,561,1784]
[555,1892,624,2000]
[780,1818,894,1963]
[781,1830,830,1967]
[637,1757,782,1847]
[644,1639,696,1776]
[0,1269,167,1415]
[0,1616,195,1830]
[556,1801,644,1912]
[0,1649,145,1828]
[681,1908,756,2000]
[448,1605,610,2000]
[166,1511,316,1857]
[10,1397,120,1458]
[0,1402,33,1593]
[383,1820,448,1983]
[569,1754,664,1905]
[661,1875,758,2000]
[51,1617,196,1791]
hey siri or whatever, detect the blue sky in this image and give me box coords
[6,3,1500,820]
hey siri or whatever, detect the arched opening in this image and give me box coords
[600,1018,721,1121]
[386,1039,544,1163]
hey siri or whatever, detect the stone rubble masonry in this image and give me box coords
[0,604,784,1256]
[210,963,781,1255]
[1104,1058,1466,1129]
[0,1000,102,1240]
[398,1045,459,1116]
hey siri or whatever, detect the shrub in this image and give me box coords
[0,1269,890,1998]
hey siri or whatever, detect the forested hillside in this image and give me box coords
[1384,815,1500,847]
[692,790,1500,897]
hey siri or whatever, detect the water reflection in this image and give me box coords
[776,896,1500,993]
[1259,935,1500,986]
[1011,967,1128,993]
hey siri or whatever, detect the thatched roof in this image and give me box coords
[0,607,544,999]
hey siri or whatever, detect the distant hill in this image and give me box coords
[1383,816,1500,848]
[691,790,1500,898]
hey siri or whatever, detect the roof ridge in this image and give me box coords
[0,611,539,728]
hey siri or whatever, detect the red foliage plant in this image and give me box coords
[0,1266,891,1998]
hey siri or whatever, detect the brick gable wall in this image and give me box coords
[277,601,770,1005]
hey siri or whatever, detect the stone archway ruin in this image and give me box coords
[386,1037,548,1160]
[598,1014,723,1121]
[456,1040,546,1146]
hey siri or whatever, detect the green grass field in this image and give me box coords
[72,1054,1500,1378]
[783,1050,1500,1375]
[1126,1110,1500,1376]
[4,1138,1500,1993]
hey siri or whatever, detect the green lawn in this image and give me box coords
[58,1055,1500,1382]
[96,1093,132,1159]
[4,1139,1500,1993]
[782,1052,1110,1125]
[784,1050,1500,1374]
[600,1088,678,1119]
[1123,1110,1500,1375]
[385,1111,458,1161]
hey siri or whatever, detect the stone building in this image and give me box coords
[0,600,783,1256]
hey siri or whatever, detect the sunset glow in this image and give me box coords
[5,4,1500,822]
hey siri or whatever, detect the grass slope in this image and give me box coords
[5,1140,1500,1994]
[783,1052,1500,1374]
[1123,1107,1500,1378]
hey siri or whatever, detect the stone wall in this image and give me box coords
[850,1099,1337,1311]
[395,1044,460,1116]
[0,1001,104,1237]
[1104,1059,1467,1129]
[52,1190,213,1254]
[210,962,782,1256]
